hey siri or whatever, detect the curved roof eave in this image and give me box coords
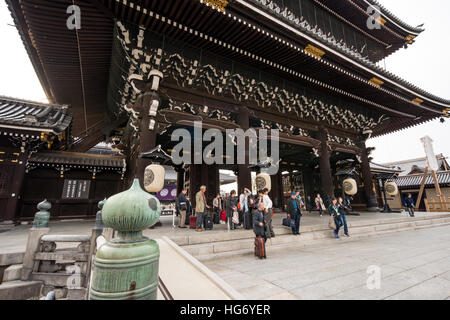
[235,0,450,110]
[365,0,425,34]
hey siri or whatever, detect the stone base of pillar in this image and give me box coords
[366,197,379,212]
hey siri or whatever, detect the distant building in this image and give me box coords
[379,154,450,210]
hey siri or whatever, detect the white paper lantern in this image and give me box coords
[255,173,271,192]
[144,164,165,193]
[385,181,398,196]
[343,178,358,196]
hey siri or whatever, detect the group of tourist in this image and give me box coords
[175,186,277,235]
[284,192,351,239]
[177,186,356,240]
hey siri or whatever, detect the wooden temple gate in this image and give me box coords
[4,0,450,222]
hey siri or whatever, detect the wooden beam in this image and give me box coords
[415,165,428,210]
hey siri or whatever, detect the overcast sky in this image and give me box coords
[0,0,448,164]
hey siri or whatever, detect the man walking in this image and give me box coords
[338,197,350,237]
[286,192,302,235]
[177,188,188,228]
[404,193,415,217]
[195,185,209,232]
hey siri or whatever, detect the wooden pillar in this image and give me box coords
[176,168,185,196]
[136,110,157,190]
[3,151,27,223]
[237,107,252,193]
[303,166,314,199]
[317,130,334,200]
[207,164,219,203]
[270,171,283,209]
[359,141,378,210]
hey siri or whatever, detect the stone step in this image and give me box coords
[0,252,24,267]
[32,272,86,287]
[2,264,23,282]
[172,213,450,247]
[0,280,43,300]
[186,217,450,260]
[196,221,450,262]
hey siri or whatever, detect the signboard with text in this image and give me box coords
[62,180,91,199]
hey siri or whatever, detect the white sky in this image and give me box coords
[0,0,448,163]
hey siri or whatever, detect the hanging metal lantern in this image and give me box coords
[144,164,165,193]
[343,178,358,196]
[255,173,271,192]
[385,181,399,196]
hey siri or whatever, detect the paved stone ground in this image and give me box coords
[204,225,450,300]
[0,210,440,253]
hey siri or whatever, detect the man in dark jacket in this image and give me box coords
[286,192,302,235]
[253,202,266,241]
[177,189,188,228]
[404,193,415,217]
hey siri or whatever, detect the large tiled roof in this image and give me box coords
[382,154,449,176]
[247,0,450,106]
[393,171,450,188]
[28,151,126,169]
[0,96,72,134]
[370,162,403,174]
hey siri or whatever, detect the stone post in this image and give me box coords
[89,178,161,300]
[21,200,51,280]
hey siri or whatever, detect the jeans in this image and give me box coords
[340,214,348,235]
[407,207,415,217]
[334,216,343,234]
[196,211,204,229]
[291,212,301,234]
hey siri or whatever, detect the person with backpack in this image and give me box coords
[286,191,302,235]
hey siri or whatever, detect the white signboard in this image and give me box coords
[420,136,439,171]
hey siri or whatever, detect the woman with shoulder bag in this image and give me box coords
[226,190,239,230]
[327,197,343,239]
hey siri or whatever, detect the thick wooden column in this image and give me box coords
[359,141,378,211]
[136,110,157,190]
[207,164,219,202]
[237,107,252,193]
[270,171,283,209]
[176,167,185,196]
[3,150,27,223]
[317,129,334,200]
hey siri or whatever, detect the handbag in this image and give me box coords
[328,215,336,230]
[232,211,239,224]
